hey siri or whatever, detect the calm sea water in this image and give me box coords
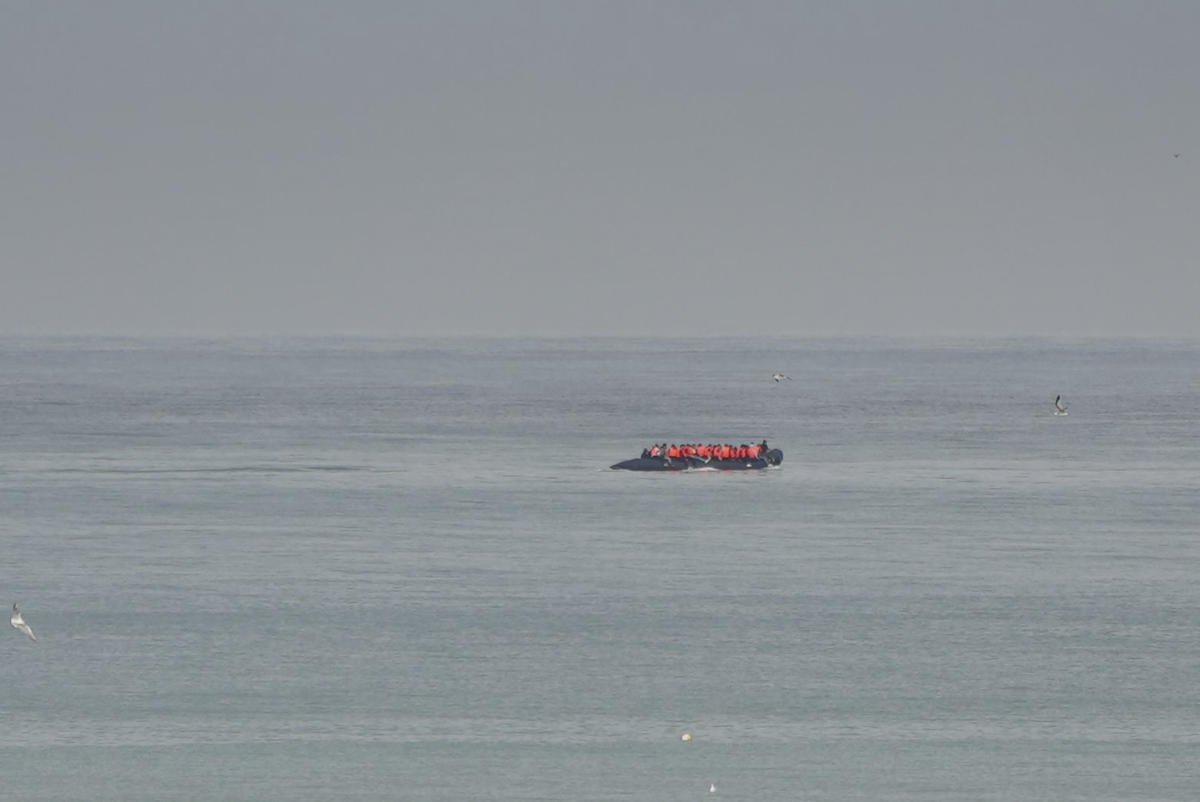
[1,336,1198,801]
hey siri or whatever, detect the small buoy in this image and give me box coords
[681,732,692,742]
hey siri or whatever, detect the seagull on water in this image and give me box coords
[772,373,792,382]
[709,782,717,793]
[11,603,36,641]
[1054,395,1069,416]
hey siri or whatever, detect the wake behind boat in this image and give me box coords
[611,441,782,471]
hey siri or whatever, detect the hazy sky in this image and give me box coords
[3,1,1197,336]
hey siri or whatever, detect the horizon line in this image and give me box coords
[2,330,1198,342]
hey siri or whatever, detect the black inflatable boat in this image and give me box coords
[611,449,783,471]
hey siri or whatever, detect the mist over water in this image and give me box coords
[2,337,1198,800]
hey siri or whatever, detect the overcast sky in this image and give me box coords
[2,1,1196,336]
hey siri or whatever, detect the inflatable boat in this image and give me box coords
[611,449,783,471]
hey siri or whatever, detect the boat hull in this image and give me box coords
[611,449,783,471]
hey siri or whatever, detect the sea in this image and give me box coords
[1,336,1198,801]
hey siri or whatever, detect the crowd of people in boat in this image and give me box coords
[641,440,770,461]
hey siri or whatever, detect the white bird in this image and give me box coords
[1054,395,1069,416]
[772,373,791,382]
[11,603,36,641]
[709,782,717,793]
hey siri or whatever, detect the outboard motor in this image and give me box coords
[765,449,783,466]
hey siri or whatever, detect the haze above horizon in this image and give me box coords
[3,2,1197,337]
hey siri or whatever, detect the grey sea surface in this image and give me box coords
[2,336,1198,801]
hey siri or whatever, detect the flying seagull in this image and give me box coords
[772,373,792,382]
[1054,395,1069,416]
[11,603,36,641]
